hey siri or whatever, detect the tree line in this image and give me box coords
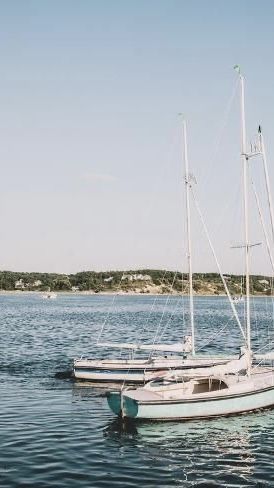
[0,270,272,295]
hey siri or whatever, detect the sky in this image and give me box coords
[0,0,274,275]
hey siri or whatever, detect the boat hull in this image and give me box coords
[73,357,231,384]
[108,383,274,420]
[74,368,147,383]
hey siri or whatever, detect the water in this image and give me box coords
[1,293,274,487]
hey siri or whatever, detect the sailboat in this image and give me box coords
[232,295,244,303]
[107,67,274,419]
[73,118,244,385]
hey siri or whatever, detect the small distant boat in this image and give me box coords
[41,292,57,300]
[232,295,244,303]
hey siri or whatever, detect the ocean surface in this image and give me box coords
[1,293,274,487]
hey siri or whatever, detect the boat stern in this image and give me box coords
[121,394,139,418]
[107,391,123,416]
[107,390,140,418]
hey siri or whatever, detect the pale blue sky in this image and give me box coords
[0,0,274,274]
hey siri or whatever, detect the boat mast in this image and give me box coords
[183,119,195,356]
[259,127,274,249]
[237,67,251,365]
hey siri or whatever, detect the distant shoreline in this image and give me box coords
[0,269,272,296]
[0,290,271,298]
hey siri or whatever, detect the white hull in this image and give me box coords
[107,369,274,420]
[73,356,232,384]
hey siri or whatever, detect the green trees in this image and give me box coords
[0,270,272,295]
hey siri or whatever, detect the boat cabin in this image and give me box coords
[145,376,229,399]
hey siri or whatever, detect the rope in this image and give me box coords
[191,187,246,341]
[200,79,239,188]
[147,272,178,359]
[96,272,126,344]
[158,294,186,343]
[250,175,274,274]
[195,316,234,353]
[136,269,169,345]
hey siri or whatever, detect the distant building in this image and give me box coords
[122,275,133,281]
[15,279,42,289]
[140,274,152,281]
[15,279,25,289]
[71,286,80,292]
[33,280,42,287]
[259,279,269,285]
[122,274,151,282]
[104,277,113,283]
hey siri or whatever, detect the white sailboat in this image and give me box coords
[73,119,245,384]
[107,67,274,419]
[107,350,274,420]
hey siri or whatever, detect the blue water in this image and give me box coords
[1,293,274,487]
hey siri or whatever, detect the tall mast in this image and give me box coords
[237,67,251,364]
[183,119,195,356]
[259,127,274,249]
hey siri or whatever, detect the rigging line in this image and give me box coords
[156,276,179,340]
[267,292,274,346]
[157,294,185,343]
[136,269,169,346]
[195,316,233,353]
[253,352,274,371]
[190,187,246,342]
[262,277,271,339]
[98,270,169,348]
[160,272,179,333]
[250,175,274,275]
[250,279,259,347]
[260,129,274,250]
[120,270,173,379]
[266,286,272,347]
[253,337,274,354]
[249,164,274,348]
[96,271,126,344]
[181,277,187,334]
[118,271,173,382]
[147,272,178,359]
[212,180,242,243]
[159,277,188,346]
[271,279,274,336]
[200,79,239,187]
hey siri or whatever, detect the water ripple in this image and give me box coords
[1,294,274,487]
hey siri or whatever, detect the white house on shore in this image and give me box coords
[104,277,114,283]
[33,280,42,287]
[15,279,42,289]
[15,279,25,289]
[122,274,152,282]
[71,286,80,292]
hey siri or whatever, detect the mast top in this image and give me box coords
[234,64,241,75]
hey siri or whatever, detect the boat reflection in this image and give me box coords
[104,411,274,484]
